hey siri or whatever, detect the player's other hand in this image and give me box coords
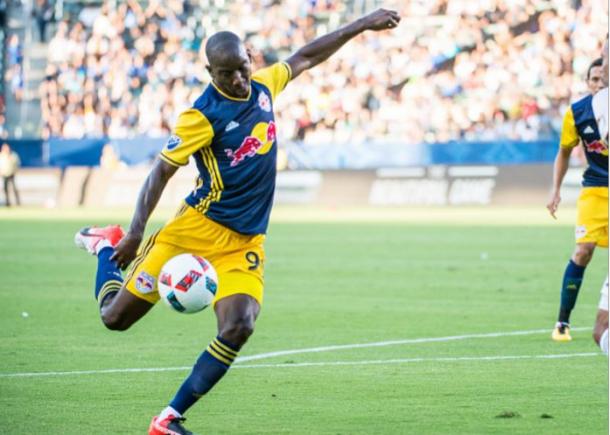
[360,8,401,32]
[110,231,142,270]
[546,191,561,219]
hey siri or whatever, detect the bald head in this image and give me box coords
[205,31,252,99]
[206,31,246,65]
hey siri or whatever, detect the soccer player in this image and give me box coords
[592,36,609,354]
[547,49,609,341]
[74,9,400,434]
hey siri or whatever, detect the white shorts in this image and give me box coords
[599,276,609,311]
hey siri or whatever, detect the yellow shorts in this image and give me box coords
[576,187,608,248]
[125,205,266,306]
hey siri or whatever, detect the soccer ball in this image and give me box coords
[158,254,218,314]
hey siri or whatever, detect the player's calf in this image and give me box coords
[554,244,596,331]
[75,224,125,307]
[158,334,241,425]
[153,295,260,425]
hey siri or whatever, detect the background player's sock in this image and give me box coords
[95,247,123,306]
[169,336,239,414]
[600,330,609,355]
[558,260,585,324]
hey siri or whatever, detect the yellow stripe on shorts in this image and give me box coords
[174,203,189,218]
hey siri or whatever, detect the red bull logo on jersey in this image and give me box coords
[225,121,276,167]
[135,271,155,294]
[585,139,609,156]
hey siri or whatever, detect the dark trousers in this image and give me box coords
[37,17,47,42]
[3,175,20,206]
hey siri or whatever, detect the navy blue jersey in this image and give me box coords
[160,62,292,235]
[561,91,609,187]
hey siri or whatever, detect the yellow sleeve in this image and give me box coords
[559,107,580,149]
[159,109,214,167]
[251,62,292,101]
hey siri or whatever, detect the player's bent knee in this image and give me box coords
[573,244,595,265]
[99,289,154,331]
[100,310,132,331]
[219,319,255,346]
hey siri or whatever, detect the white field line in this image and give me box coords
[235,352,600,369]
[236,327,590,363]
[0,327,593,379]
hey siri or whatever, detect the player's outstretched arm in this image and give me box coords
[547,105,580,219]
[111,158,178,269]
[546,147,572,219]
[286,8,400,80]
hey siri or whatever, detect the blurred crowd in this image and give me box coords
[39,0,608,144]
[6,34,24,103]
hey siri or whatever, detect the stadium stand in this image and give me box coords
[35,0,607,146]
[0,0,607,172]
[2,0,601,205]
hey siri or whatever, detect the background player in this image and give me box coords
[75,8,401,435]
[0,142,21,207]
[591,35,608,354]
[547,50,609,341]
[583,58,606,96]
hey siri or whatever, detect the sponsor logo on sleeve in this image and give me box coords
[165,135,183,151]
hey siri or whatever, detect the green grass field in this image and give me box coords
[0,207,607,434]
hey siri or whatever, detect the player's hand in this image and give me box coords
[546,191,561,219]
[110,231,142,270]
[360,8,401,32]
